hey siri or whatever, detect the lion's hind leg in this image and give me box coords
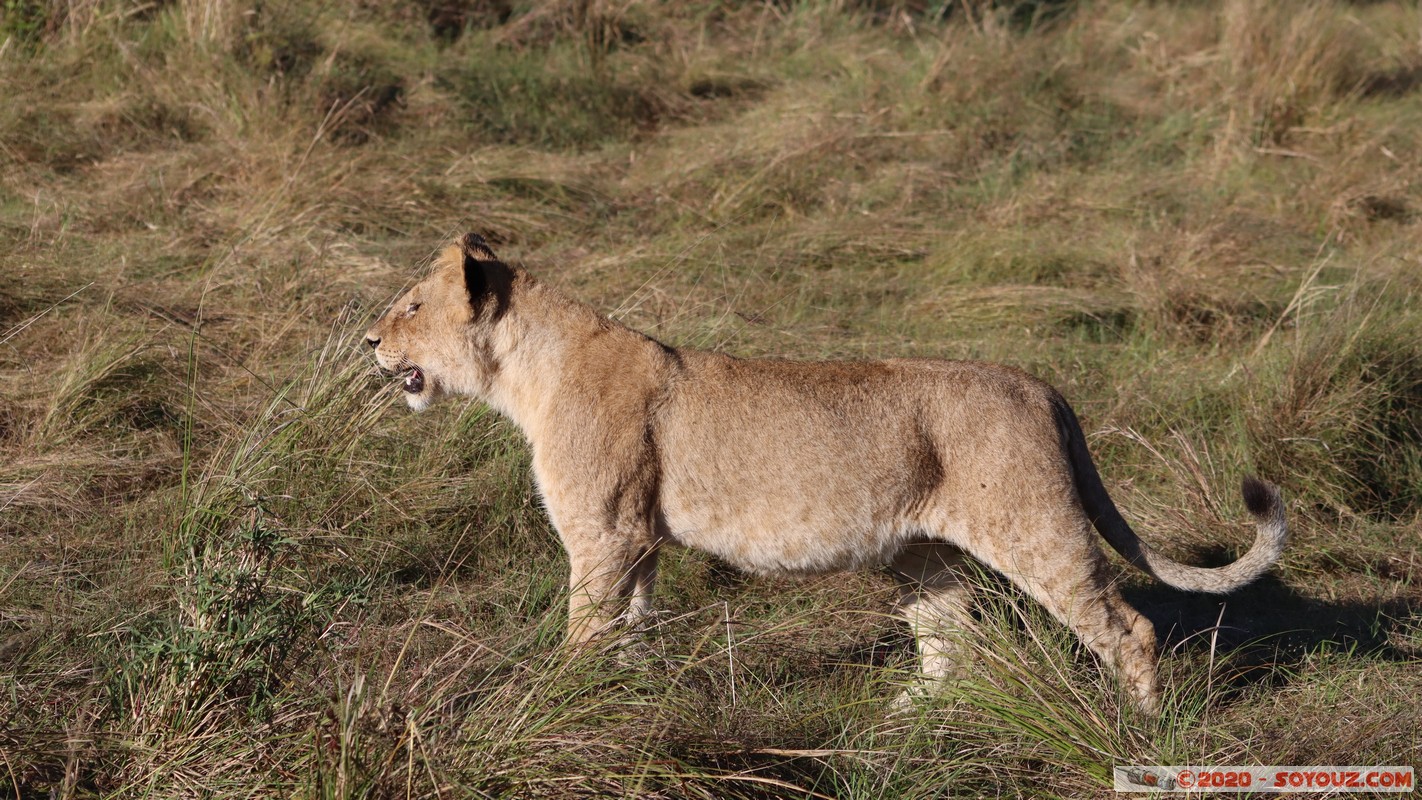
[889,542,977,707]
[962,517,1162,715]
[1037,571,1160,714]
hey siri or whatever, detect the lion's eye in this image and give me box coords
[404,302,422,317]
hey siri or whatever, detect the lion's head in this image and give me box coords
[365,233,514,411]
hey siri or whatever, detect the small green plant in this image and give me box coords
[118,499,327,724]
[1,0,51,46]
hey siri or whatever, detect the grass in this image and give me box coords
[2,0,1420,795]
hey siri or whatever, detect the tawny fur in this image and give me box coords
[365,234,1290,715]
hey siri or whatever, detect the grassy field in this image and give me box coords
[2,0,1420,795]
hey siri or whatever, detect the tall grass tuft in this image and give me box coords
[1247,282,1422,518]
[110,331,388,789]
[1219,0,1365,149]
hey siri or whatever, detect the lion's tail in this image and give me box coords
[1056,401,1288,594]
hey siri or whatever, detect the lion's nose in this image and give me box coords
[364,335,380,349]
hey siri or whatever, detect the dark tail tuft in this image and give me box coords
[1241,475,1280,518]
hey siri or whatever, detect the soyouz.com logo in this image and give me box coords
[1114,766,1414,793]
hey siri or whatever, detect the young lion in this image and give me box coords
[365,233,1288,714]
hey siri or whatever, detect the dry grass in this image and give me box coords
[2,0,1420,796]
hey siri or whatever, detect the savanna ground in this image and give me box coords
[2,0,1421,796]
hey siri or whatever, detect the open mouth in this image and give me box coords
[402,367,425,394]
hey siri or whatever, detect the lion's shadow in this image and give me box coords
[831,550,1417,705]
[1122,551,1418,699]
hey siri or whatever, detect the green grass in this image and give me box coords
[3,0,1421,795]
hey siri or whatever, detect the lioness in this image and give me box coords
[365,233,1288,714]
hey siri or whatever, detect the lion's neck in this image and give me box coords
[481,281,641,434]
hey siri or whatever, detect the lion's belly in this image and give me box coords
[657,465,912,575]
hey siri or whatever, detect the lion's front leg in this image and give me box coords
[566,547,624,645]
[546,493,661,647]
[536,433,661,649]
[564,538,658,645]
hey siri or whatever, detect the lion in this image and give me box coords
[365,233,1289,714]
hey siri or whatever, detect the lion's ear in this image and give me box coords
[460,232,499,263]
[459,233,494,300]
[460,233,512,320]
